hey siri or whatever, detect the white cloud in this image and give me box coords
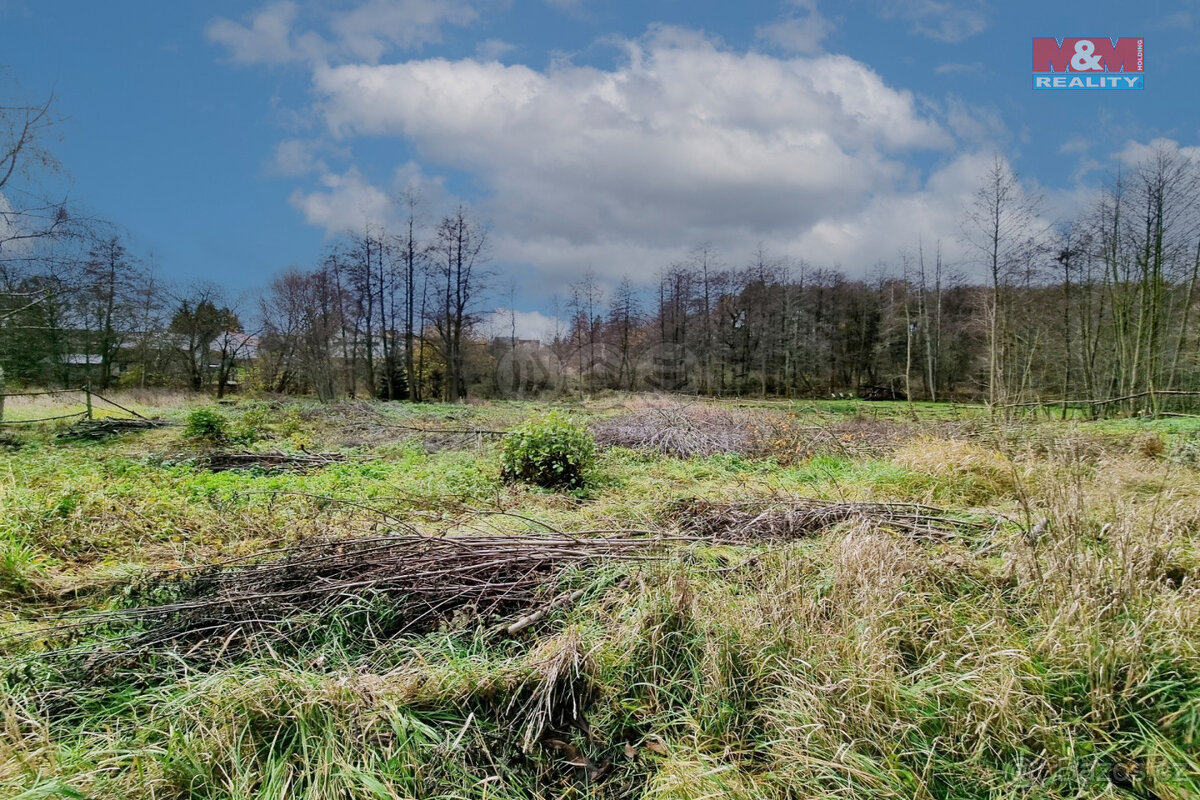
[474,38,516,61]
[309,28,951,280]
[206,0,479,65]
[477,153,1001,288]
[1069,158,1102,185]
[1114,137,1200,167]
[1059,137,1091,155]
[269,138,329,176]
[933,62,982,75]
[206,2,322,65]
[943,96,1007,145]
[755,0,835,55]
[329,0,478,61]
[874,0,988,42]
[288,161,455,235]
[288,166,392,233]
[783,150,992,273]
[483,309,562,342]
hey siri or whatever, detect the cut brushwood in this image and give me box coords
[55,418,166,441]
[186,450,346,472]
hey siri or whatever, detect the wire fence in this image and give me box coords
[0,385,145,426]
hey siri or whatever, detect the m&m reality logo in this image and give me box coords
[1032,38,1143,90]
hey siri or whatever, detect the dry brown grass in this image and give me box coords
[3,398,1199,799]
[593,403,918,463]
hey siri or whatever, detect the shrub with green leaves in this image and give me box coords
[182,407,229,445]
[501,410,596,489]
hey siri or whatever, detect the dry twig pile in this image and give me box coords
[25,533,669,661]
[670,497,992,541]
[55,418,166,441]
[14,499,992,665]
[591,405,759,457]
[591,403,899,461]
[190,450,345,472]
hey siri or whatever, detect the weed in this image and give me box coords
[502,410,596,489]
[182,407,229,445]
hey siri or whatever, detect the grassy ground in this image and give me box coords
[1,392,1198,799]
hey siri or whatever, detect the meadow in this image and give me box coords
[0,392,1198,799]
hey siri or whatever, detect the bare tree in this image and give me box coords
[430,206,490,401]
[397,188,424,400]
[258,267,342,400]
[169,285,239,393]
[607,276,641,389]
[962,155,1046,408]
[0,86,70,261]
[79,234,147,389]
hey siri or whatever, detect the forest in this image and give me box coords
[4,87,1200,414]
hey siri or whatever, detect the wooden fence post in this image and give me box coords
[0,365,5,423]
[84,384,93,420]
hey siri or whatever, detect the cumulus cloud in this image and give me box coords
[1114,137,1200,167]
[288,166,392,233]
[289,161,454,236]
[483,309,562,342]
[308,28,951,279]
[477,152,1001,289]
[206,0,479,65]
[787,150,993,271]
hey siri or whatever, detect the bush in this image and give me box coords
[501,410,596,489]
[183,407,229,445]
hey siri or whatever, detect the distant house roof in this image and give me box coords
[63,353,104,365]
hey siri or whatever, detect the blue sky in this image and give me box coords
[2,0,1198,332]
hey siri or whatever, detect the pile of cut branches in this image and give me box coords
[188,449,345,472]
[669,497,993,541]
[55,418,166,441]
[592,403,890,462]
[22,533,670,663]
[12,499,995,667]
[592,404,759,457]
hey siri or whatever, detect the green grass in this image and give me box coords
[1,392,1198,798]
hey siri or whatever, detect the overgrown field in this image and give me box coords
[1,393,1198,799]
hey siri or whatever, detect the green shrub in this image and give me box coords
[228,404,271,445]
[501,410,596,489]
[183,407,229,444]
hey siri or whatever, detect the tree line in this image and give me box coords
[4,88,1200,413]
